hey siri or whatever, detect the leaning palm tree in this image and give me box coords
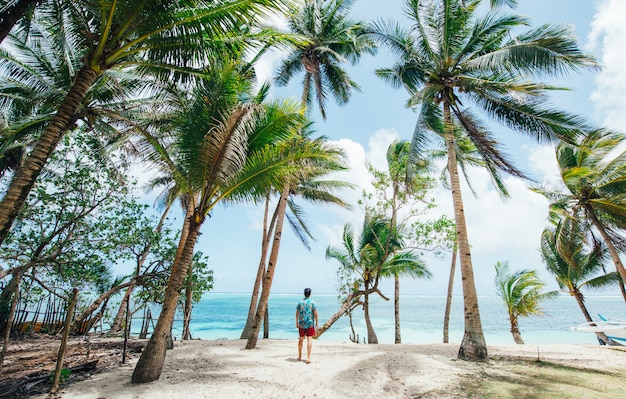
[325,215,402,344]
[131,59,312,383]
[0,0,287,246]
[365,0,599,360]
[274,0,376,119]
[533,130,626,295]
[244,133,349,350]
[494,261,557,344]
[540,225,621,345]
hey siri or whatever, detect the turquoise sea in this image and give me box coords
[155,293,626,346]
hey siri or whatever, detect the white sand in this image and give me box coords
[37,339,626,399]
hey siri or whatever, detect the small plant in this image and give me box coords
[49,368,71,384]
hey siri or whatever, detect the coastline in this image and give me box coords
[29,338,626,399]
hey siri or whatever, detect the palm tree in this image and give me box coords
[131,58,312,382]
[494,261,557,344]
[274,0,376,119]
[366,0,599,360]
[533,130,626,296]
[239,133,351,340]
[540,225,621,345]
[0,0,41,43]
[244,133,349,349]
[0,0,287,246]
[326,215,404,344]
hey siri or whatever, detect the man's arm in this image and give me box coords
[313,308,318,328]
[295,308,299,329]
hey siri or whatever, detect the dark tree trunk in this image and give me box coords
[182,264,193,340]
[0,67,99,245]
[131,207,202,383]
[394,275,400,344]
[364,283,378,344]
[573,291,610,345]
[0,0,40,44]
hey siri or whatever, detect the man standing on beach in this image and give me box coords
[296,287,318,364]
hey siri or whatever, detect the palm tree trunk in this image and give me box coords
[394,275,401,344]
[444,102,487,361]
[110,283,135,334]
[241,193,275,339]
[182,264,193,340]
[572,291,610,345]
[0,266,28,330]
[0,0,40,44]
[131,207,202,383]
[510,318,525,344]
[364,282,378,344]
[315,292,360,338]
[0,283,18,372]
[246,184,290,349]
[587,208,626,301]
[0,66,99,245]
[443,242,458,343]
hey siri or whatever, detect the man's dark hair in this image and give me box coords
[304,288,311,297]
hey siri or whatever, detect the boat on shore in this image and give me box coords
[570,314,626,343]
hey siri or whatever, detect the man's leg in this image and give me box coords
[298,336,304,360]
[306,335,313,363]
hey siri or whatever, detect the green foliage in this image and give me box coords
[0,130,180,316]
[184,252,214,304]
[533,130,626,284]
[275,0,377,119]
[368,0,599,181]
[49,368,71,384]
[494,261,557,321]
[540,225,621,294]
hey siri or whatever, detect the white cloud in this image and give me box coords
[588,0,626,131]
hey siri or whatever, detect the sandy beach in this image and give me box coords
[25,338,626,399]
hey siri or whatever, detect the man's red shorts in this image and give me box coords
[299,327,315,337]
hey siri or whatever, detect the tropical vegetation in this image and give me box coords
[494,261,558,344]
[364,0,600,359]
[540,225,622,344]
[0,0,624,390]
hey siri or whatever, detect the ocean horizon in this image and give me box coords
[144,293,626,346]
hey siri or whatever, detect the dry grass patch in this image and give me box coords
[457,359,626,399]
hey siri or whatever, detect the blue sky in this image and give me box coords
[145,0,626,297]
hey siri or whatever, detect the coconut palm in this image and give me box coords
[533,130,626,295]
[326,215,403,344]
[0,0,41,43]
[239,134,351,341]
[244,133,349,349]
[494,261,557,344]
[274,0,376,119]
[540,225,621,345]
[365,0,599,360]
[130,57,316,382]
[0,0,287,246]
